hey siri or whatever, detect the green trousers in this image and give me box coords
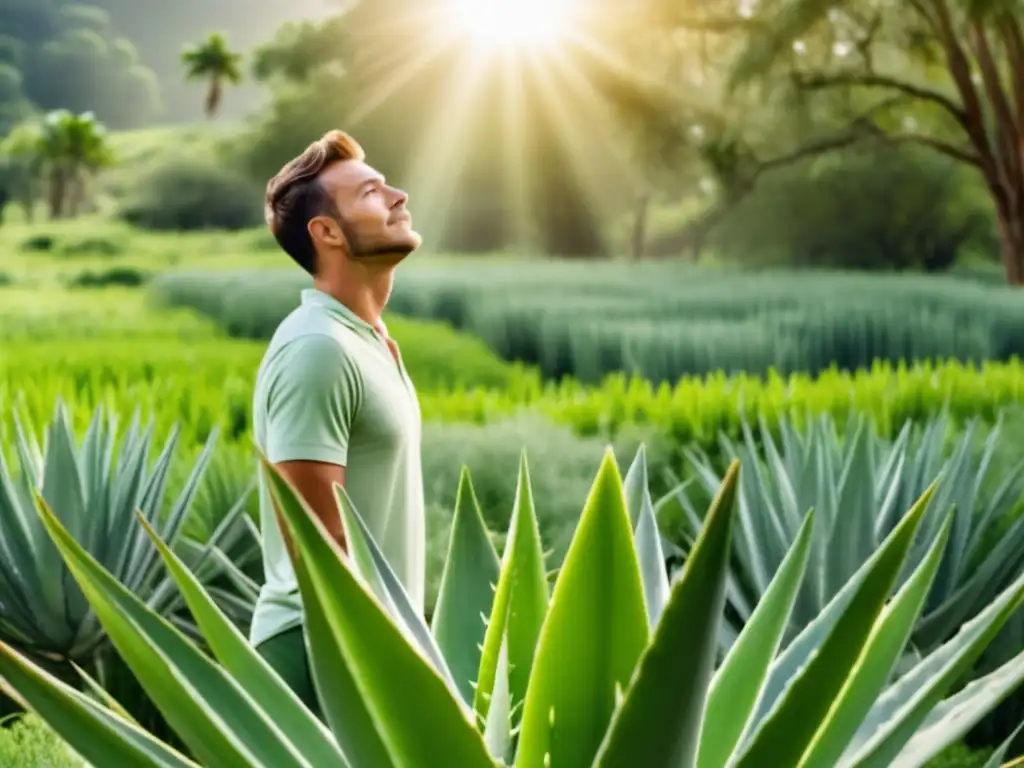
[254,625,323,720]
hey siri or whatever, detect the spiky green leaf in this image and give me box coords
[518,448,650,768]
[431,467,501,707]
[592,460,741,768]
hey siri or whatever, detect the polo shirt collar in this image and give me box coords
[301,288,376,335]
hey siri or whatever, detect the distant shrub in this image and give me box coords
[59,235,124,256]
[118,154,264,231]
[0,272,12,286]
[19,234,54,252]
[67,266,147,289]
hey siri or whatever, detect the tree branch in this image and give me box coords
[752,132,867,178]
[854,14,883,72]
[793,72,968,127]
[969,22,1022,195]
[881,133,982,166]
[907,0,939,33]
[997,15,1024,129]
[930,0,1006,206]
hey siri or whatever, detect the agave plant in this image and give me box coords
[668,411,1024,655]
[0,400,251,727]
[2,444,1024,767]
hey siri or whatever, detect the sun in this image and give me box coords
[447,0,573,50]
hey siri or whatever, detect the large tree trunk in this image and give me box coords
[48,168,67,219]
[996,207,1024,284]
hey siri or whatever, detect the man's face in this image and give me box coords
[311,158,422,265]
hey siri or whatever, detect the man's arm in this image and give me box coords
[262,334,363,560]
[273,460,347,557]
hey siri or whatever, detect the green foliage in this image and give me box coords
[4,109,116,220]
[65,265,146,288]
[249,18,349,85]
[0,399,252,740]
[0,713,83,767]
[7,335,1024,465]
[117,153,264,231]
[18,234,55,252]
[0,286,223,343]
[707,147,995,271]
[180,33,243,118]
[230,67,353,185]
[716,0,1024,283]
[56,234,123,256]
[925,743,994,768]
[675,411,1024,649]
[0,332,533,442]
[151,264,1024,383]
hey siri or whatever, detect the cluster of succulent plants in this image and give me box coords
[0,431,1022,767]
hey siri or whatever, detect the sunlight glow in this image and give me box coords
[448,0,572,50]
[342,0,643,253]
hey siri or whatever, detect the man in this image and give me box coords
[249,130,426,717]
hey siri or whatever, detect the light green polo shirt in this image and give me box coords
[249,287,426,648]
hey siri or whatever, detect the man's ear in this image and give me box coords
[308,215,344,247]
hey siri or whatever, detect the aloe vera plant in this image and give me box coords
[670,411,1024,655]
[0,400,251,728]
[1,443,1023,767]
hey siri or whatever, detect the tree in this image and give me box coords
[0,119,45,221]
[569,6,801,261]
[35,109,114,218]
[181,32,243,118]
[666,0,1024,284]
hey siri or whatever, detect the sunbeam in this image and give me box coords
[333,0,667,255]
[501,60,534,254]
[399,50,495,246]
[446,0,574,51]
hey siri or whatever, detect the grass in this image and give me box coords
[0,286,222,342]
[0,215,513,281]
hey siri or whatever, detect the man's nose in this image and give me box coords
[389,187,409,208]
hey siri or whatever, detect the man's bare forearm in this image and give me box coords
[271,460,348,559]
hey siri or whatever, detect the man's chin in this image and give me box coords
[354,236,421,266]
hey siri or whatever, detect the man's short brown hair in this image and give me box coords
[265,130,365,275]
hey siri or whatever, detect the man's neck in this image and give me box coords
[314,263,396,328]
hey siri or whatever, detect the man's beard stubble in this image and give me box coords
[339,215,417,265]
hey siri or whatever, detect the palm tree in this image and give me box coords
[0,120,46,222]
[36,110,115,219]
[181,33,244,119]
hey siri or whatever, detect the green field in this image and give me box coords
[2,212,1024,766]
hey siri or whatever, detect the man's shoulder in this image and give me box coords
[264,306,361,361]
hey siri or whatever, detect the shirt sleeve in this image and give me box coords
[263,334,363,466]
